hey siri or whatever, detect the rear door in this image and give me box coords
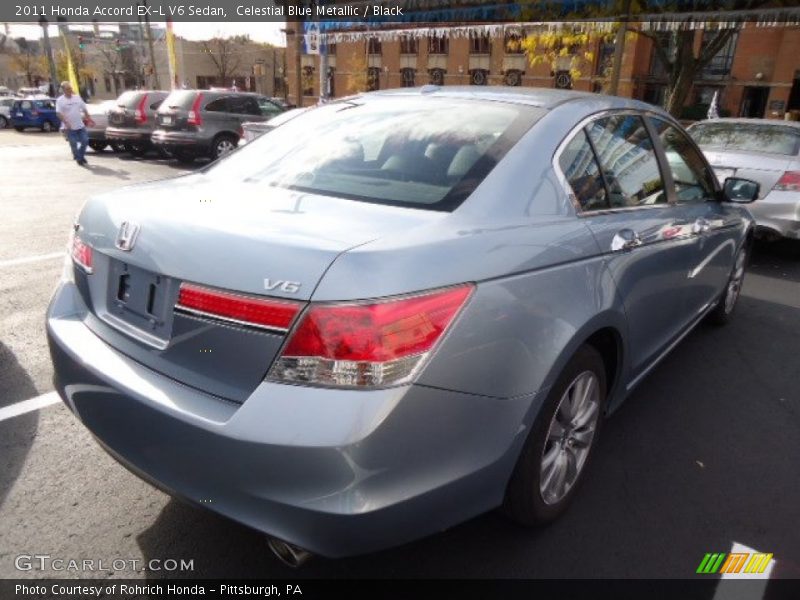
[560,113,700,380]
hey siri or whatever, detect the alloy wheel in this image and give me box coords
[540,370,601,505]
[215,138,236,157]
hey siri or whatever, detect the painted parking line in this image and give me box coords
[0,252,63,268]
[0,392,61,423]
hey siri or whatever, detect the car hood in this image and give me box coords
[78,173,445,301]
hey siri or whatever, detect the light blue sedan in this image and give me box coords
[47,87,758,565]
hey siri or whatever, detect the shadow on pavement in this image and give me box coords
[749,239,800,283]
[0,341,40,508]
[84,163,132,180]
[131,293,799,579]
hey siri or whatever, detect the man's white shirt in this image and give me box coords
[56,94,86,130]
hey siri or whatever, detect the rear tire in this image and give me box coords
[41,120,54,133]
[88,141,108,153]
[110,142,126,153]
[503,345,607,526]
[14,126,24,132]
[125,142,148,157]
[708,243,748,326]
[0,115,8,128]
[210,134,238,160]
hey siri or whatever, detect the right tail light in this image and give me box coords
[773,171,800,192]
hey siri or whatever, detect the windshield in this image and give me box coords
[690,123,800,156]
[204,97,542,211]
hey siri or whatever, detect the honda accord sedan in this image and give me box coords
[47,87,758,565]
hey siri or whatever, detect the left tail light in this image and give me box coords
[268,285,474,388]
[71,234,93,273]
[134,94,148,124]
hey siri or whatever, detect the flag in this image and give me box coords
[59,27,80,95]
[166,18,178,89]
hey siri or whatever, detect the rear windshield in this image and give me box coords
[203,97,542,211]
[160,90,201,110]
[690,123,800,156]
[116,91,146,108]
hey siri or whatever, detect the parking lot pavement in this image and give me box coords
[1,128,798,581]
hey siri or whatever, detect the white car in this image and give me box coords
[0,96,18,129]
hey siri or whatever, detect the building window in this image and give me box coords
[400,36,418,55]
[302,66,315,96]
[429,35,448,55]
[429,68,445,86]
[504,31,524,54]
[401,68,416,87]
[367,67,381,91]
[326,42,336,56]
[104,76,111,92]
[649,32,673,78]
[595,41,615,77]
[699,31,737,80]
[367,37,382,55]
[642,83,666,107]
[470,34,491,55]
[470,69,489,85]
[695,86,723,105]
[326,66,335,98]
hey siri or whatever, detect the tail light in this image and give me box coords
[176,283,301,332]
[268,285,474,388]
[134,94,148,124]
[71,235,93,273]
[187,93,204,127]
[773,171,800,192]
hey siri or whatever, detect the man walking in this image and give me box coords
[55,81,94,166]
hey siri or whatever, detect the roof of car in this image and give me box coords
[367,86,650,110]
[690,118,800,129]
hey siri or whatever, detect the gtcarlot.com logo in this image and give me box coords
[15,554,194,573]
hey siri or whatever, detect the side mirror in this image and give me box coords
[723,177,759,203]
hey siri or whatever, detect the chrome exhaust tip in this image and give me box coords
[267,537,313,568]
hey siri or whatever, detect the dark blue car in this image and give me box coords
[11,97,60,132]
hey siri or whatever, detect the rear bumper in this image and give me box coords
[105,127,153,143]
[749,191,800,239]
[46,281,535,557]
[151,130,209,152]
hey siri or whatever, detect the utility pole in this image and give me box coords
[39,17,59,97]
[295,29,302,107]
[608,0,632,97]
[318,34,328,103]
[140,0,160,89]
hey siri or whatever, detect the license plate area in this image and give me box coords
[161,115,173,125]
[106,260,178,345]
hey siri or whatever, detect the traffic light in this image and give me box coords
[78,36,85,50]
[115,39,122,52]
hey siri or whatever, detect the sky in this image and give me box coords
[5,22,287,46]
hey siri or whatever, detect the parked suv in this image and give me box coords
[151,90,284,162]
[10,97,59,132]
[106,90,169,156]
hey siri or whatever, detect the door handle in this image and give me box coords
[693,218,711,234]
[611,229,643,252]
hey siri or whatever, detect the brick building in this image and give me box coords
[285,24,800,120]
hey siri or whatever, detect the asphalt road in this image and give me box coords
[1,129,799,583]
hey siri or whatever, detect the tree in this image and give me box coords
[96,44,124,96]
[345,49,368,94]
[201,36,245,84]
[10,39,46,86]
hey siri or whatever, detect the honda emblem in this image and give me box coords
[115,221,140,252]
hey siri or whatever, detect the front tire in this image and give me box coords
[41,120,54,132]
[708,243,748,326]
[503,345,607,526]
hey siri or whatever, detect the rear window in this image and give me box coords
[116,91,146,108]
[160,90,202,111]
[690,123,800,156]
[204,97,543,211]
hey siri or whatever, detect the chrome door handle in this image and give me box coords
[611,229,643,252]
[693,218,711,234]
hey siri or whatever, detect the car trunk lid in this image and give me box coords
[74,177,443,402]
[701,148,795,198]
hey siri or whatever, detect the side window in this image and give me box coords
[205,97,227,112]
[651,118,717,203]
[21,101,32,110]
[558,130,608,211]
[228,96,260,115]
[258,99,282,116]
[586,115,667,208]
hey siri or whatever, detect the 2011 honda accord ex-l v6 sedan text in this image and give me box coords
[47,87,759,565]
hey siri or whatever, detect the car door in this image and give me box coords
[558,113,700,380]
[649,117,745,316]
